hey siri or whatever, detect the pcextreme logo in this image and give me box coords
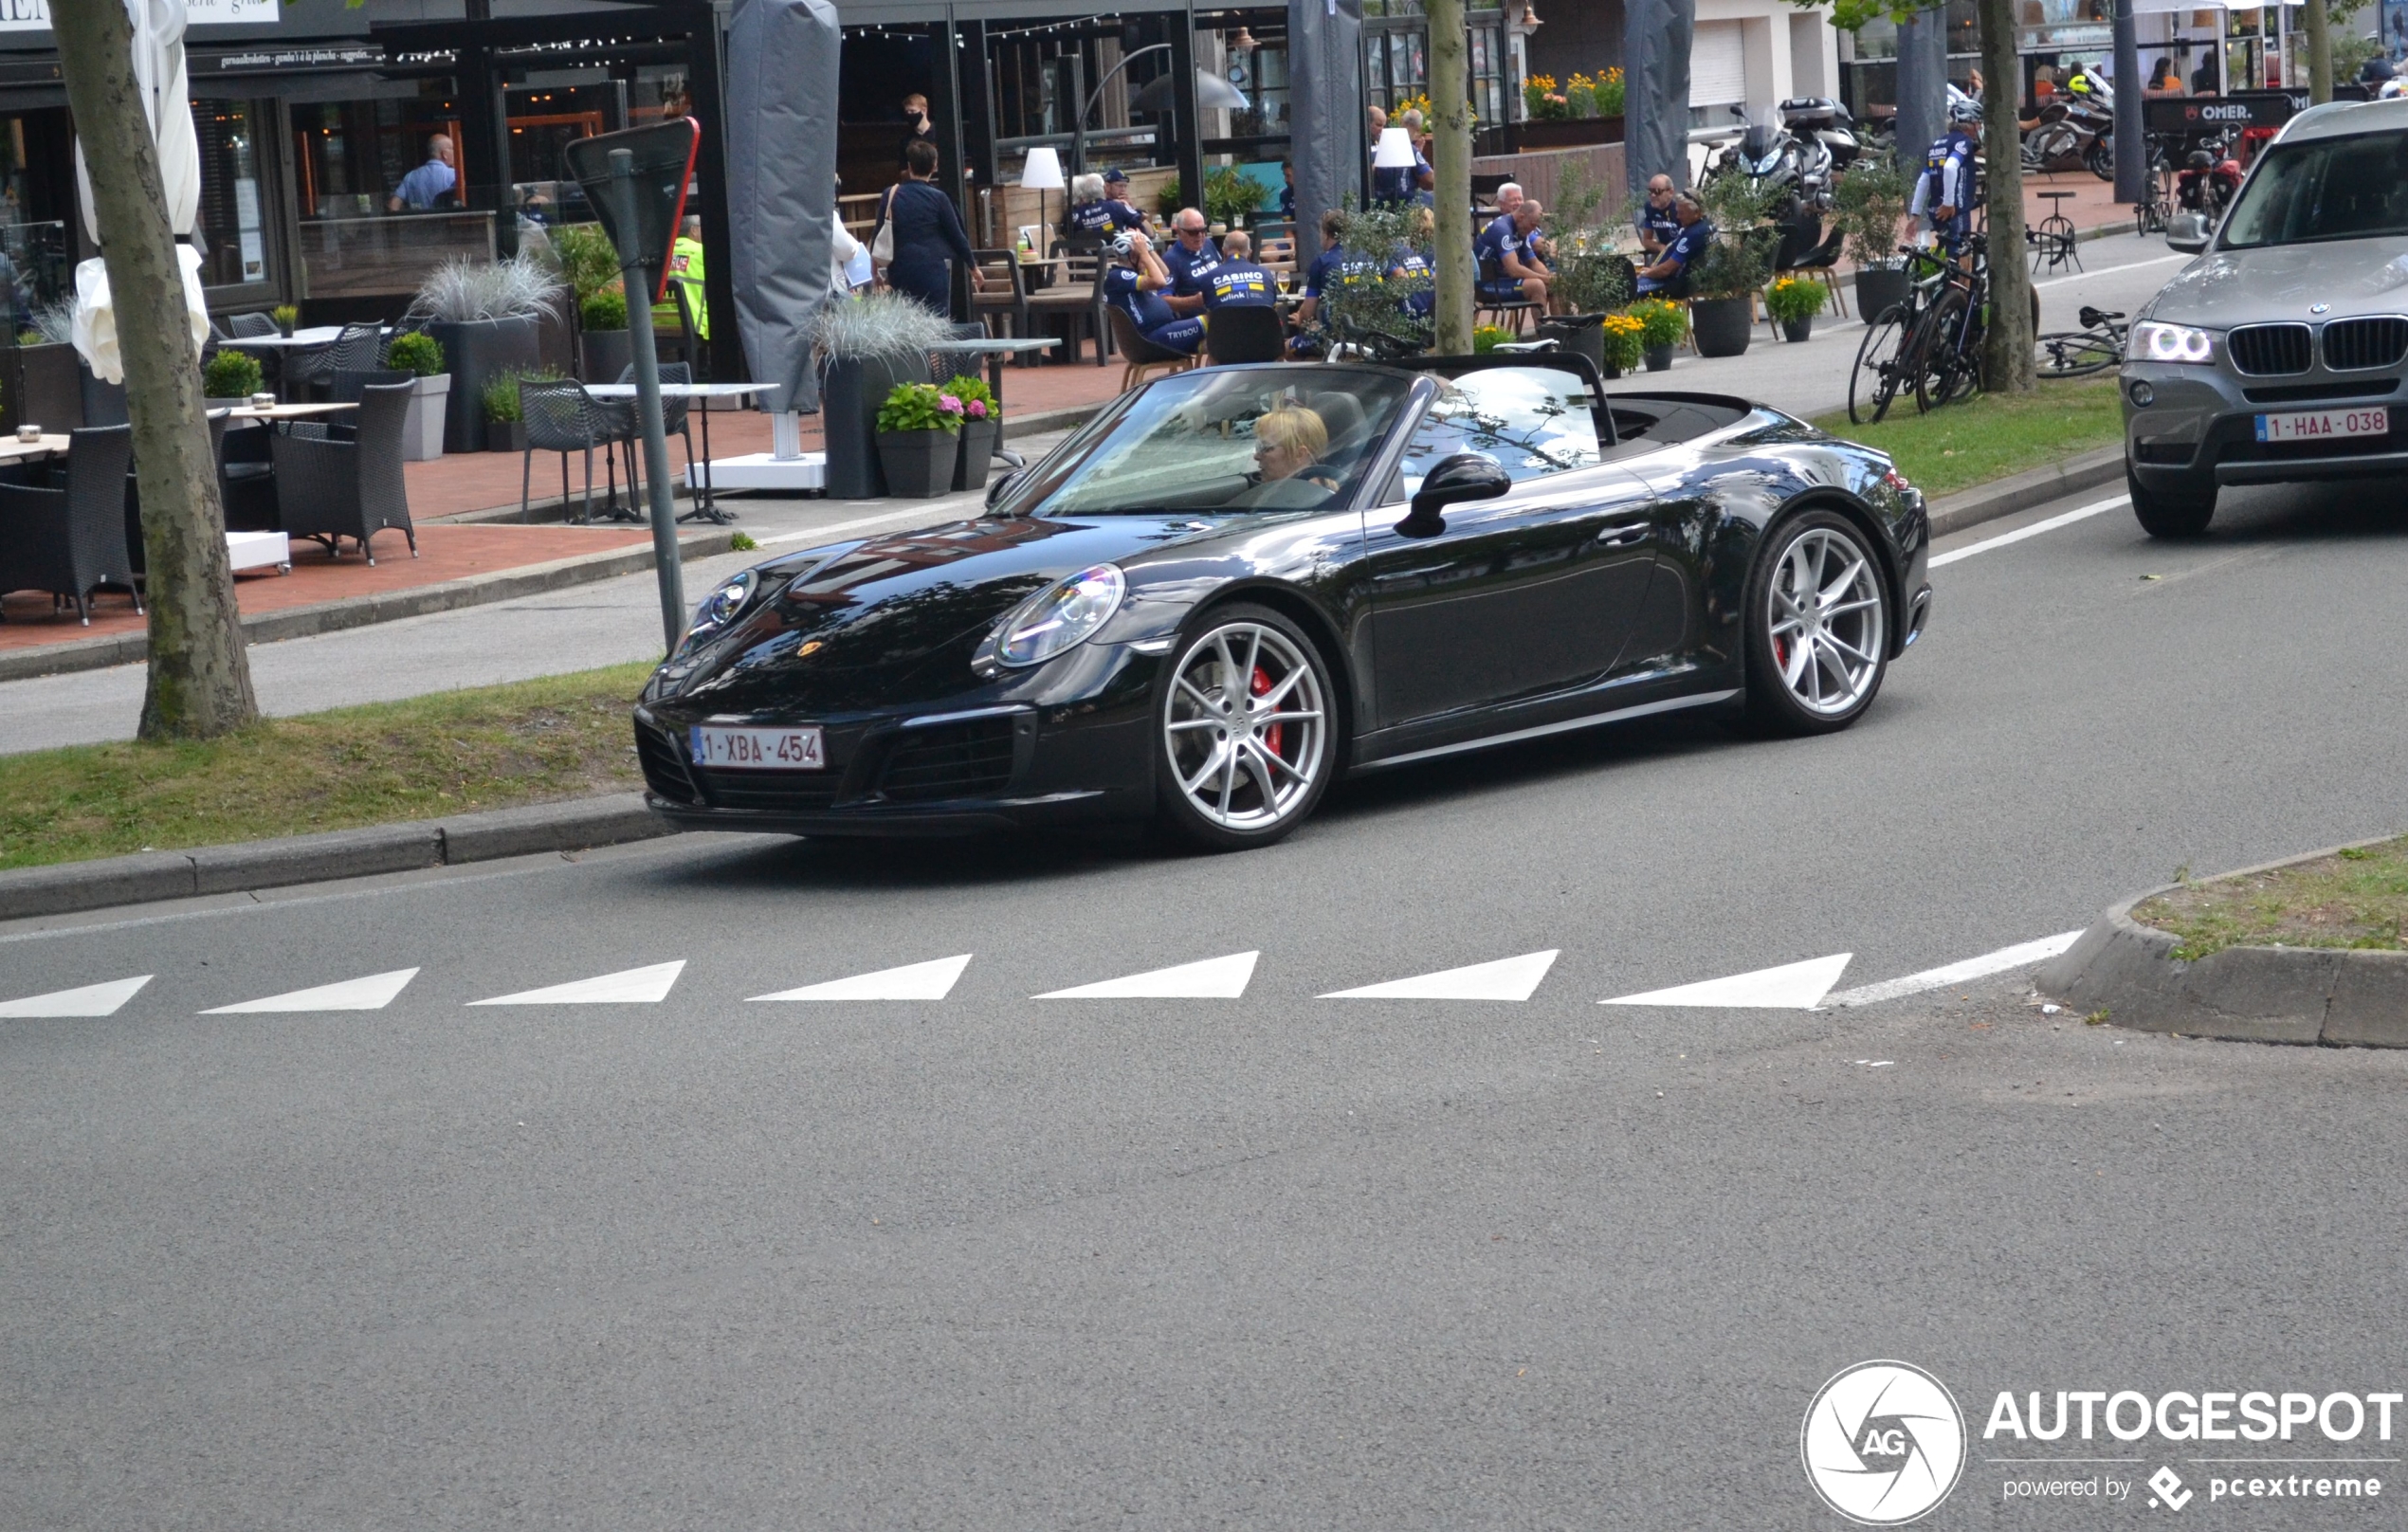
[1801,1360,1969,1525]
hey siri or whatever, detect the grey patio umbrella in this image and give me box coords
[1287,0,1366,242]
[1624,0,1695,194]
[726,0,839,414]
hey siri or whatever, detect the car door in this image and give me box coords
[1359,367,1661,728]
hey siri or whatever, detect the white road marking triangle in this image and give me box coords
[1035,951,1258,999]
[1822,931,2085,1010]
[0,975,152,1017]
[1322,949,1560,1001]
[202,968,420,1014]
[467,960,686,1006]
[748,955,973,1002]
[1599,952,1852,1010]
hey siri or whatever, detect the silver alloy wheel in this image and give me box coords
[1162,620,1328,832]
[1767,526,1886,717]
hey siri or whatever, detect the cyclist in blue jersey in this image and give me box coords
[1104,230,1203,356]
[1909,98,1983,259]
[1288,210,1349,355]
[1160,208,1224,316]
[1635,192,1712,297]
[1391,207,1435,316]
[1202,230,1277,311]
[1474,200,1552,309]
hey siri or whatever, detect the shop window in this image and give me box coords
[193,98,270,294]
[292,85,496,305]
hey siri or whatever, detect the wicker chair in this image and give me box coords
[520,377,639,523]
[226,311,283,338]
[0,423,137,624]
[269,380,415,564]
[296,322,383,401]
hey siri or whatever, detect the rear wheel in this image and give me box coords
[2035,330,2120,377]
[1849,303,1910,426]
[2127,469,2216,538]
[1910,289,1977,412]
[1743,511,1891,736]
[1154,604,1337,851]
[2087,137,2114,180]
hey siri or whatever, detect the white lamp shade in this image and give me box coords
[1374,126,1418,168]
[1020,147,1066,190]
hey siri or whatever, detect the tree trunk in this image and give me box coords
[1978,0,2036,394]
[54,0,257,740]
[2306,0,2332,103]
[1427,0,1475,354]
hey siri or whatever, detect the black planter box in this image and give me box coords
[953,417,1000,492]
[0,341,83,436]
[487,419,528,453]
[876,428,959,499]
[426,315,541,454]
[579,328,631,384]
[1690,297,1754,358]
[1855,264,1911,322]
[1643,344,1673,372]
[822,352,931,500]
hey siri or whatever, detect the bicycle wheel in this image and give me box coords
[1912,288,1977,413]
[1849,302,1912,426]
[2035,330,2121,377]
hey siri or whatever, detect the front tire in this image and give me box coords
[1154,604,1337,851]
[1744,511,1891,736]
[1850,303,1909,425]
[2127,469,2216,538]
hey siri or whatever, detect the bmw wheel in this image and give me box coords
[1744,512,1891,735]
[2127,468,2215,538]
[1155,604,1336,850]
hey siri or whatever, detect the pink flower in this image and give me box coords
[939,393,964,414]
[965,399,989,419]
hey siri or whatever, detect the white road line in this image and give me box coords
[468,959,686,1006]
[1820,931,2085,1009]
[1930,494,2128,567]
[0,975,152,1017]
[2032,252,2187,290]
[760,505,966,547]
[1600,953,1852,1010]
[1322,950,1559,1001]
[1035,951,1258,999]
[748,954,973,1001]
[202,967,419,1013]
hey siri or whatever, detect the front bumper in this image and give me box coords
[2123,362,2408,494]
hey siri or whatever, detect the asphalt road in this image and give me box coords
[7,478,2408,1529]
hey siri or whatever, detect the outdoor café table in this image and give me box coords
[0,431,71,465]
[583,380,771,524]
[217,325,347,353]
[927,335,1058,405]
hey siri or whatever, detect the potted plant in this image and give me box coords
[948,374,1001,491]
[1764,276,1829,344]
[1833,151,1910,319]
[479,368,556,453]
[577,284,631,384]
[409,252,561,453]
[382,329,450,460]
[1597,311,1646,378]
[874,381,961,498]
[270,302,300,337]
[1628,298,1687,372]
[202,347,262,409]
[813,292,947,499]
[1685,174,1782,359]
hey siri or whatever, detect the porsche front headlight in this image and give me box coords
[690,570,757,636]
[2132,320,2215,364]
[995,564,1125,668]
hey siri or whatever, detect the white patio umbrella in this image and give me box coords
[70,0,210,386]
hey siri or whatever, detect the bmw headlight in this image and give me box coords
[690,569,757,636]
[995,563,1125,668]
[2132,320,2215,365]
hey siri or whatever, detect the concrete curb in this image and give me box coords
[0,793,675,922]
[1925,445,2125,540]
[2035,837,2408,1048]
[0,525,738,684]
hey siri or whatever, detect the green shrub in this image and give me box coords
[480,368,563,424]
[1204,166,1265,228]
[876,381,963,434]
[546,223,623,302]
[579,284,629,332]
[1764,276,1829,325]
[1472,324,1508,354]
[203,348,263,399]
[1627,297,1687,349]
[385,329,445,377]
[1598,311,1646,372]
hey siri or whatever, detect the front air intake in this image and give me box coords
[2321,316,2408,373]
[2226,323,2313,376]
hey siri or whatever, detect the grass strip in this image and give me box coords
[2132,838,2408,961]
[1813,374,2123,499]
[0,662,653,872]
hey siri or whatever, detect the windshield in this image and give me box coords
[2221,129,2408,249]
[1396,365,1605,498]
[999,368,1416,518]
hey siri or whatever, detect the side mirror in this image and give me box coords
[2164,212,2211,254]
[1397,453,1511,538]
[984,468,1023,514]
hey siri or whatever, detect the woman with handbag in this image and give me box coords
[871,140,983,317]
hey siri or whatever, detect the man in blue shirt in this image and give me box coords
[1474,200,1553,308]
[1099,170,1146,231]
[1287,211,1348,355]
[1635,192,1712,297]
[1160,208,1223,316]
[1910,99,1983,258]
[1202,230,1276,311]
[1104,231,1203,356]
[389,135,456,212]
[1634,174,1680,255]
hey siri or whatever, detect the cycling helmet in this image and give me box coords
[1948,96,1984,125]
[1110,230,1141,259]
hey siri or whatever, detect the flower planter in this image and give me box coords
[822,352,930,499]
[1779,316,1814,343]
[579,327,631,385]
[1540,316,1607,380]
[486,419,527,454]
[425,314,541,454]
[0,341,84,436]
[402,374,450,461]
[1510,116,1625,151]
[1854,264,1911,323]
[1690,297,1755,358]
[876,428,959,499]
[1643,344,1674,373]
[953,416,1000,492]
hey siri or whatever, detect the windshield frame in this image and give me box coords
[2216,126,2408,252]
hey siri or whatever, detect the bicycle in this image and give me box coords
[2034,303,2126,377]
[1847,244,1953,425]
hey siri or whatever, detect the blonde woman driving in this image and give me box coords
[1231,406,1341,508]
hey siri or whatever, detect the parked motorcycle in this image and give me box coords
[2174,126,2244,224]
[2022,94,2115,179]
[1704,105,1830,269]
[1779,96,1863,177]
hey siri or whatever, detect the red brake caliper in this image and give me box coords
[1251,665,1284,758]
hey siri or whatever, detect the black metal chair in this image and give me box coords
[268,379,415,564]
[297,322,383,401]
[226,311,283,338]
[1204,303,1286,365]
[615,361,699,502]
[0,423,137,624]
[1107,307,1197,392]
[520,377,640,523]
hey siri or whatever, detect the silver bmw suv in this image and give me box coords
[2123,97,2408,536]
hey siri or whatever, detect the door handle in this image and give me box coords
[1594,523,1650,548]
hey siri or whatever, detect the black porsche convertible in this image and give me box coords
[634,356,1930,849]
